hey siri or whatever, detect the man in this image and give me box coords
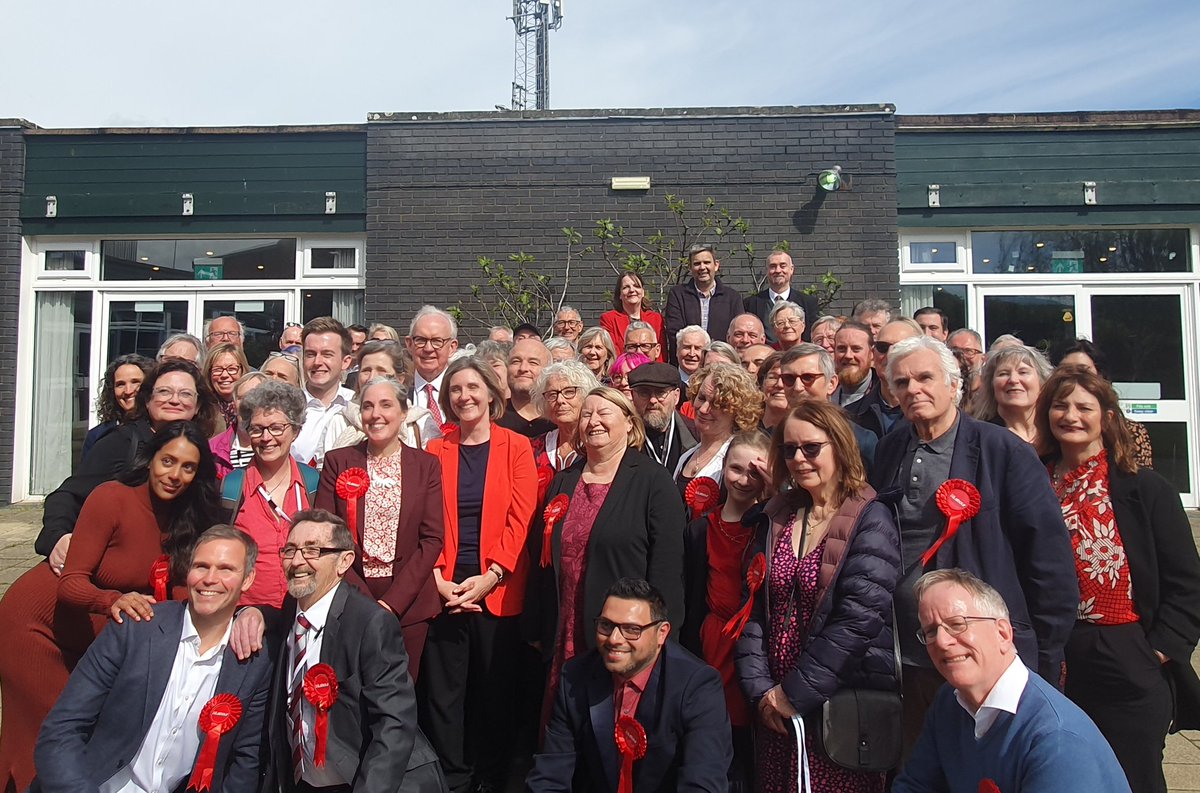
[206,315,245,350]
[34,526,272,793]
[497,337,555,437]
[663,245,743,363]
[346,323,369,354]
[406,306,460,427]
[831,320,877,408]
[742,250,820,343]
[912,307,949,341]
[895,569,1131,793]
[513,323,541,342]
[627,363,697,472]
[947,328,985,400]
[623,322,661,362]
[871,336,1076,749]
[852,298,893,338]
[527,578,731,792]
[280,322,304,352]
[264,510,445,792]
[777,343,877,474]
[674,326,709,385]
[157,333,204,364]
[725,313,765,351]
[292,317,355,470]
[552,306,584,344]
[845,318,921,438]
[738,343,773,377]
[489,326,514,344]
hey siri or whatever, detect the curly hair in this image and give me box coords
[132,360,220,437]
[94,354,156,424]
[686,362,764,433]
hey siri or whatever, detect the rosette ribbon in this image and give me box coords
[536,464,555,507]
[920,479,982,567]
[614,714,647,793]
[723,552,767,640]
[334,468,370,544]
[150,554,170,603]
[303,663,339,767]
[684,477,720,519]
[186,693,242,792]
[979,780,1002,793]
[439,422,458,436]
[540,494,570,567]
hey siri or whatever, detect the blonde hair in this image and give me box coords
[580,386,646,452]
[686,363,764,433]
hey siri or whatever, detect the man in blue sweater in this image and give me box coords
[894,569,1132,793]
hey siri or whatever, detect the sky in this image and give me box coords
[3,0,1198,128]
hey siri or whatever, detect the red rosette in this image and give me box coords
[979,779,1002,793]
[723,552,767,640]
[186,693,243,792]
[150,554,170,603]
[614,714,647,793]
[440,422,458,436]
[684,476,720,519]
[920,479,982,567]
[335,468,370,544]
[540,494,570,568]
[304,663,339,767]
[536,464,554,506]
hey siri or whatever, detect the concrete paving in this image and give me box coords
[1,502,1199,788]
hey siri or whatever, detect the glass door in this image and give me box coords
[199,293,293,369]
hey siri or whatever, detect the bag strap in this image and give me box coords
[298,463,320,499]
[791,714,812,793]
[221,467,247,521]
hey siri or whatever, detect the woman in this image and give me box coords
[531,386,686,715]
[476,340,512,401]
[1054,338,1154,468]
[675,363,763,497]
[600,272,666,362]
[225,380,319,607]
[210,371,269,478]
[576,326,616,383]
[261,350,304,388]
[529,361,600,489]
[37,360,219,572]
[704,341,743,367]
[544,336,576,363]
[682,431,771,790]
[327,340,440,451]
[369,322,401,342]
[0,422,221,791]
[809,315,842,355]
[203,341,250,435]
[82,353,155,458]
[608,351,651,400]
[419,357,537,793]
[737,400,901,793]
[757,352,789,435]
[768,301,806,352]
[969,345,1052,445]
[318,378,444,680]
[1036,368,1200,793]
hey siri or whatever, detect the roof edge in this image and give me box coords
[0,118,38,130]
[24,123,366,136]
[368,104,896,124]
[897,109,1200,132]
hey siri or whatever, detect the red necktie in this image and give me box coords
[424,383,444,425]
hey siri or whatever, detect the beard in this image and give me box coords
[838,363,870,390]
[641,407,672,433]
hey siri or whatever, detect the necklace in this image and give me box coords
[713,513,752,544]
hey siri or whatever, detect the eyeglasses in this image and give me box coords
[542,386,582,403]
[206,330,241,341]
[781,441,830,460]
[632,386,676,402]
[951,346,983,358]
[554,319,583,328]
[624,342,657,353]
[151,387,198,404]
[284,322,302,329]
[772,317,803,329]
[279,545,351,561]
[594,617,664,640]
[916,616,999,645]
[609,374,628,386]
[267,351,300,364]
[779,372,824,388]
[211,366,242,377]
[248,423,295,438]
[872,341,893,355]
[409,336,450,350]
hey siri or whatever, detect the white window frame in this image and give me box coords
[898,230,968,275]
[31,238,99,280]
[300,236,364,278]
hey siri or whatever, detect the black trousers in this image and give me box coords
[417,608,521,793]
[1065,621,1172,793]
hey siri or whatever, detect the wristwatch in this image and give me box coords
[488,563,506,584]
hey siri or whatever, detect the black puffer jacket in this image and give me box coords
[735,486,901,715]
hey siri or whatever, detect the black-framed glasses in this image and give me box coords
[595,617,664,640]
[554,319,583,328]
[206,330,242,341]
[916,616,999,645]
[624,342,657,353]
[951,346,983,358]
[542,386,582,403]
[409,336,450,350]
[248,423,295,438]
[279,545,351,561]
[872,341,893,355]
[779,372,823,388]
[781,441,830,460]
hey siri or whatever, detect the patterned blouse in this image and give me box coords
[363,450,403,578]
[1052,450,1139,625]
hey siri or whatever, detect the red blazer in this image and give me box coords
[427,424,537,617]
[316,442,445,627]
[599,309,667,362]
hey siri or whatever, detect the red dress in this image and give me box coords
[599,310,667,362]
[699,512,755,726]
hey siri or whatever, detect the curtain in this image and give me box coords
[30,293,79,495]
[331,290,364,326]
[900,285,935,319]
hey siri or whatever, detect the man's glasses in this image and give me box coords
[916,616,999,645]
[595,617,664,640]
[779,372,824,388]
[624,342,657,353]
[554,319,583,328]
[781,441,830,460]
[248,423,295,438]
[632,386,676,402]
[279,545,351,561]
[409,336,450,350]
[206,330,241,341]
[542,386,582,403]
[951,346,983,358]
[151,387,198,404]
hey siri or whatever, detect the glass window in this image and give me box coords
[982,294,1075,353]
[311,247,357,270]
[908,242,957,265]
[31,292,92,494]
[303,289,364,327]
[901,285,967,334]
[201,299,287,369]
[101,239,297,280]
[1143,422,1190,496]
[971,229,1190,274]
[1091,294,1184,401]
[107,301,190,362]
[44,250,86,271]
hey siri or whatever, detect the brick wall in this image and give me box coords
[0,127,25,504]
[365,108,898,338]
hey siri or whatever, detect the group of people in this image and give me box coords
[0,242,1196,793]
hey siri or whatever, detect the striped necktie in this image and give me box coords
[424,383,444,425]
[289,613,314,781]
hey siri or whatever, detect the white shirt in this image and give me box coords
[673,437,733,488]
[769,287,792,304]
[412,369,448,413]
[289,582,348,788]
[955,654,1029,739]
[291,385,354,470]
[693,282,715,331]
[101,611,231,793]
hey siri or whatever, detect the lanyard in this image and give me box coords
[257,482,303,523]
[646,417,676,467]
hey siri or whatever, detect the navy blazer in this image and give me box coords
[526,641,731,792]
[871,411,1078,681]
[663,278,744,362]
[32,601,272,793]
[742,289,821,344]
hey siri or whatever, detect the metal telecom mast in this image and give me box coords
[509,0,563,110]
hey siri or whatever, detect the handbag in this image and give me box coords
[817,687,903,772]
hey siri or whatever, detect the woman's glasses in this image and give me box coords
[780,441,830,460]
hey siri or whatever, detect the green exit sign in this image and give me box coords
[194,264,223,280]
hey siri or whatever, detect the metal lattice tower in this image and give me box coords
[509,0,563,110]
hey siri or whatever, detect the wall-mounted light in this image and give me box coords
[325,191,337,214]
[45,195,57,218]
[927,184,941,208]
[611,176,651,191]
[1083,181,1097,206]
[182,193,194,216]
[817,166,847,192]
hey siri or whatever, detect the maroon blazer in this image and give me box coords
[316,442,444,627]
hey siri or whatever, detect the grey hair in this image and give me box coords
[810,315,842,335]
[408,305,458,340]
[194,524,259,575]
[780,343,834,381]
[358,376,411,409]
[676,325,710,346]
[531,360,601,416]
[487,326,513,341]
[968,345,1053,422]
[852,299,894,322]
[238,379,308,428]
[704,340,741,366]
[544,337,576,355]
[989,333,1024,352]
[555,305,581,319]
[157,333,205,365]
[947,328,983,348]
[913,568,1010,621]
[203,316,245,339]
[475,339,512,366]
[687,243,717,261]
[886,336,963,405]
[767,300,806,327]
[577,327,616,364]
[625,320,657,343]
[232,371,269,400]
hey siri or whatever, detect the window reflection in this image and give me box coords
[101,239,297,280]
[971,229,1190,274]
